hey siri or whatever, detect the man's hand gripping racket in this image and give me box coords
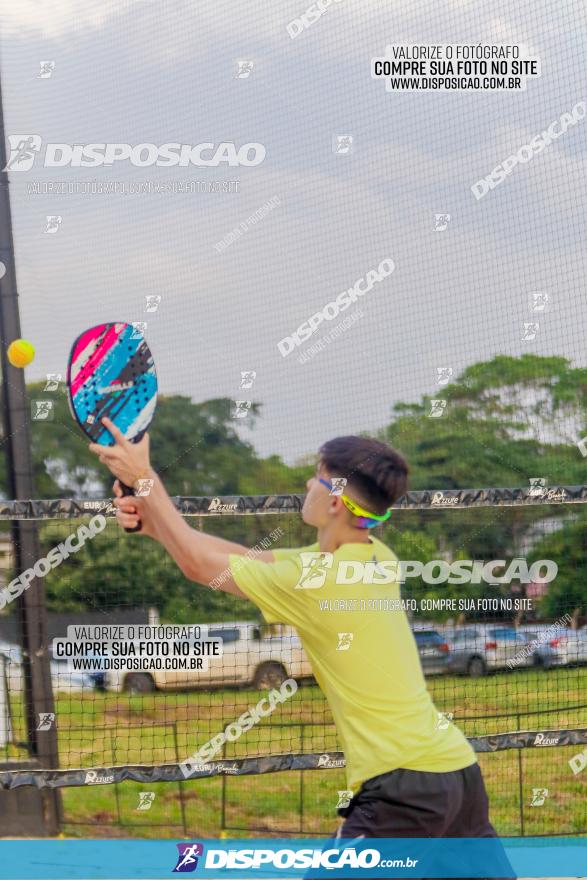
[67,322,158,533]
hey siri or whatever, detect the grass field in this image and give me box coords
[2,666,586,838]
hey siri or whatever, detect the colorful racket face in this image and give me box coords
[67,322,158,446]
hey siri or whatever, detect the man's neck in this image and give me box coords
[317,524,373,553]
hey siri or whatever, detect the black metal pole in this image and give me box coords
[0,69,60,832]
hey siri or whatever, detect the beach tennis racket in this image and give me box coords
[66,322,158,532]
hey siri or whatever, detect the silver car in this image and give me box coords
[412,628,451,675]
[536,628,587,666]
[516,630,565,669]
[446,626,535,677]
[517,625,587,666]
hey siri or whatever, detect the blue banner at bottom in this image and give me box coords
[0,837,585,879]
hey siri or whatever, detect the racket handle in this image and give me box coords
[119,481,142,533]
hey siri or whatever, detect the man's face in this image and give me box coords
[302,461,335,527]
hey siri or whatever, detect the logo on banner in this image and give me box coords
[173,843,204,873]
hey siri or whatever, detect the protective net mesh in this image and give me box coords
[0,503,585,837]
[0,0,586,842]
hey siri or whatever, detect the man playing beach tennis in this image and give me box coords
[91,421,501,842]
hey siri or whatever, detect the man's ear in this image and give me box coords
[329,495,344,516]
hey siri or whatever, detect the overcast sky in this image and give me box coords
[1,0,585,465]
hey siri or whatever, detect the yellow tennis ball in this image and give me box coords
[7,338,35,368]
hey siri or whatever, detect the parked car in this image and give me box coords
[556,628,587,665]
[104,621,314,694]
[50,656,98,692]
[48,644,106,691]
[518,631,564,669]
[412,628,450,675]
[0,641,21,692]
[543,627,586,666]
[0,641,95,693]
[517,625,587,666]
[446,626,536,677]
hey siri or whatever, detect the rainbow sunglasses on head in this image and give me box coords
[318,478,391,529]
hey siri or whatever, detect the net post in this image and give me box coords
[173,720,188,836]
[299,722,305,833]
[220,738,227,833]
[110,726,123,830]
[516,712,525,836]
[0,71,60,834]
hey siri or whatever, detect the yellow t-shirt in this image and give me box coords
[230,537,476,792]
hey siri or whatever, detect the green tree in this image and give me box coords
[527,515,587,620]
[41,520,253,623]
[1,355,584,621]
[21,384,277,498]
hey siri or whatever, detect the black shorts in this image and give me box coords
[335,763,515,879]
[338,762,496,838]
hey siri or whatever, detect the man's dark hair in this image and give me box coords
[319,436,408,514]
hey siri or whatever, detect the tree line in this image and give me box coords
[0,354,583,622]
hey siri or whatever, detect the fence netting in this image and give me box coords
[0,493,585,837]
